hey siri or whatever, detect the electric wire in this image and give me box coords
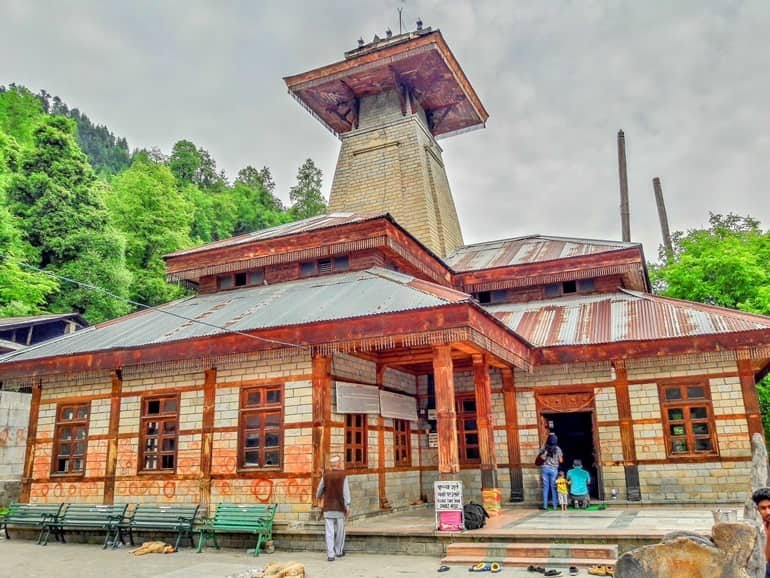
[12,258,305,349]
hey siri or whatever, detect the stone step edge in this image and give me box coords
[445,543,618,557]
[440,556,618,568]
[446,542,618,551]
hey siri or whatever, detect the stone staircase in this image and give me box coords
[441,542,618,569]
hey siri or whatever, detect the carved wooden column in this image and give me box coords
[432,345,459,478]
[376,363,390,509]
[738,359,764,438]
[103,369,123,504]
[613,360,641,501]
[501,367,524,501]
[20,380,42,502]
[473,354,497,488]
[311,353,333,510]
[199,367,217,512]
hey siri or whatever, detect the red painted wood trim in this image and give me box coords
[20,381,42,502]
[103,369,122,504]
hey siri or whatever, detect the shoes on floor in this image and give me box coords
[569,566,579,575]
[544,570,562,577]
[438,565,451,573]
[469,562,492,572]
[588,566,615,576]
[337,551,345,557]
[490,562,502,573]
[528,566,546,573]
[327,556,335,562]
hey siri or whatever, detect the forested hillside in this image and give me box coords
[0,85,326,323]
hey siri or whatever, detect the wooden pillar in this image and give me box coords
[472,354,497,488]
[432,345,459,478]
[376,364,390,509]
[311,353,333,510]
[738,359,764,438]
[103,369,123,504]
[613,360,641,501]
[501,367,524,501]
[198,367,217,512]
[20,380,42,502]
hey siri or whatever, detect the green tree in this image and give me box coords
[236,165,283,211]
[288,158,326,219]
[651,212,770,446]
[5,115,131,322]
[107,154,194,305]
[0,85,44,149]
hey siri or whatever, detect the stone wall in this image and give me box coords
[0,390,30,505]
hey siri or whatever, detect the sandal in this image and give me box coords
[569,567,579,576]
[470,562,492,572]
[544,571,562,577]
[438,566,451,573]
[490,562,502,573]
[588,566,607,576]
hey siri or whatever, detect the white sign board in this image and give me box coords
[434,480,463,511]
[379,390,418,421]
[335,381,380,414]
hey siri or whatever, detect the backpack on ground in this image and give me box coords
[463,502,489,530]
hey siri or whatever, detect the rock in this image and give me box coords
[744,433,769,523]
[616,522,764,578]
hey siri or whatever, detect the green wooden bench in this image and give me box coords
[41,503,129,548]
[197,503,277,556]
[0,502,65,543]
[120,504,200,550]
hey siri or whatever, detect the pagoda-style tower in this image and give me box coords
[285,27,488,257]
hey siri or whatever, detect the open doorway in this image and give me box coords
[543,411,599,499]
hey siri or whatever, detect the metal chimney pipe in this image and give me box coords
[617,130,631,242]
[653,177,673,256]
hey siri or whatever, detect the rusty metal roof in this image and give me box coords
[0,313,87,330]
[164,212,387,259]
[445,235,639,272]
[0,268,470,364]
[486,290,770,347]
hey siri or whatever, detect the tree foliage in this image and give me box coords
[289,158,326,219]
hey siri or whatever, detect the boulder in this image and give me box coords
[616,522,764,578]
[744,432,769,524]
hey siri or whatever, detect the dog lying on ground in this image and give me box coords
[257,561,305,578]
[129,541,176,555]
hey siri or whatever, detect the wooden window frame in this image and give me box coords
[139,394,180,473]
[660,381,718,459]
[456,395,481,465]
[393,419,411,467]
[345,413,368,469]
[51,402,90,476]
[218,269,264,290]
[238,384,283,470]
[300,255,350,278]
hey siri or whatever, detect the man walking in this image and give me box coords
[316,455,351,561]
[752,488,770,578]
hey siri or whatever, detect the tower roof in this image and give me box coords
[284,29,488,138]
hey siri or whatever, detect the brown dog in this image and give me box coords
[129,541,176,555]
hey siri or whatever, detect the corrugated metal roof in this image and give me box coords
[486,290,770,347]
[0,268,469,364]
[445,235,639,272]
[165,212,387,258]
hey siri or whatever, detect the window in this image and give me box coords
[393,419,411,467]
[345,413,368,468]
[577,278,595,292]
[544,279,594,298]
[218,269,264,290]
[300,256,350,277]
[660,383,718,458]
[139,395,179,471]
[475,290,508,304]
[456,396,480,464]
[239,385,283,469]
[52,403,90,475]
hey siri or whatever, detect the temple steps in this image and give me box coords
[441,542,618,568]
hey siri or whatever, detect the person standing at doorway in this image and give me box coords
[539,433,563,510]
[752,487,770,578]
[316,455,351,561]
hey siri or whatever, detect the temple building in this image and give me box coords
[1,28,770,519]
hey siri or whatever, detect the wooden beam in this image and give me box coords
[433,345,459,477]
[376,363,389,509]
[20,380,41,502]
[103,369,123,504]
[472,354,497,488]
[738,358,764,439]
[501,367,524,501]
[199,367,217,512]
[311,353,332,511]
[612,360,641,501]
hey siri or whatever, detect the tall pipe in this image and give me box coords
[617,130,631,242]
[653,177,673,256]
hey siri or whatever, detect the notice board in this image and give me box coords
[379,390,418,421]
[434,480,464,531]
[335,381,380,414]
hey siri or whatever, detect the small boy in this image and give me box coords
[555,470,569,511]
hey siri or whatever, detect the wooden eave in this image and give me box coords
[164,216,452,286]
[534,329,770,366]
[0,303,533,381]
[284,30,488,137]
[453,247,649,293]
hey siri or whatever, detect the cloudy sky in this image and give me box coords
[2,0,769,262]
